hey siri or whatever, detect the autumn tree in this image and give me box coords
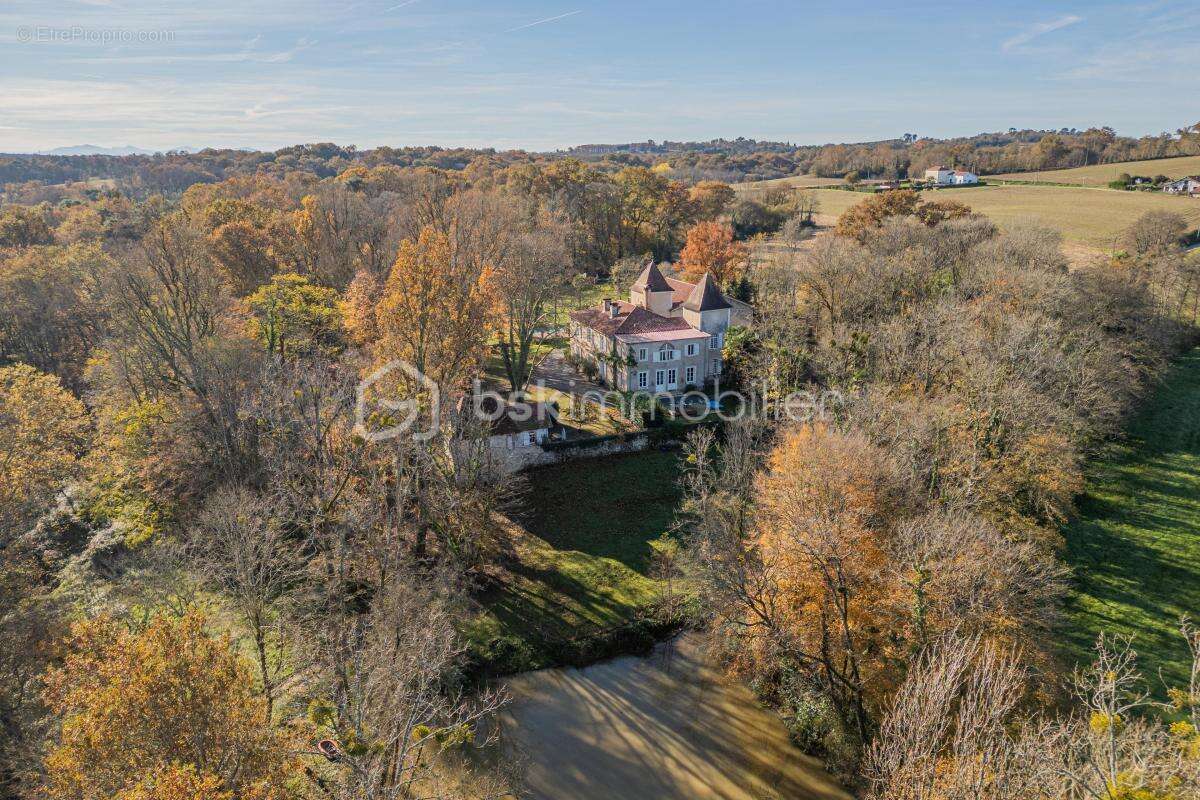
[688,180,736,221]
[376,225,494,394]
[247,272,343,359]
[0,364,89,541]
[40,612,303,800]
[102,213,259,474]
[0,205,52,249]
[676,221,749,285]
[914,198,973,227]
[487,216,570,393]
[0,243,113,389]
[835,190,920,242]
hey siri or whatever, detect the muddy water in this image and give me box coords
[501,634,852,800]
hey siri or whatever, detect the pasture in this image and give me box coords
[1062,348,1200,692]
[798,184,1200,251]
[988,155,1200,187]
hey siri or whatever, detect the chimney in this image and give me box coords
[604,298,618,319]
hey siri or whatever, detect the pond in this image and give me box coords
[501,633,852,800]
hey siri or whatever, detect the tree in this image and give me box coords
[835,190,920,242]
[676,221,749,285]
[914,198,974,227]
[0,364,89,541]
[40,612,303,800]
[0,206,52,249]
[303,567,510,800]
[487,218,570,393]
[187,486,305,723]
[0,242,113,389]
[688,181,736,220]
[247,272,343,359]
[207,220,280,297]
[1123,210,1188,256]
[376,225,494,394]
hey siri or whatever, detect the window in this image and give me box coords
[667,368,677,387]
[709,332,723,350]
[638,347,648,362]
[637,371,648,389]
[655,369,665,387]
[686,343,697,356]
[685,366,695,384]
[656,344,676,362]
[712,359,721,374]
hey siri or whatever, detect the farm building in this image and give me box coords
[1163,177,1200,196]
[923,166,979,186]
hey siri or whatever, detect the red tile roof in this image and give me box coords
[569,302,694,337]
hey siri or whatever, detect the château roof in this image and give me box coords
[631,261,673,293]
[683,272,733,312]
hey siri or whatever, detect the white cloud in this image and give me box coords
[1001,14,1083,52]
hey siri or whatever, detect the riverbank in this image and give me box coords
[1063,347,1200,689]
[500,633,851,800]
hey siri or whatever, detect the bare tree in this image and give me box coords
[188,484,305,722]
[305,567,511,800]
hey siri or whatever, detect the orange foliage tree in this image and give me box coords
[754,423,901,739]
[375,225,494,393]
[834,190,921,242]
[677,221,748,285]
[40,612,303,800]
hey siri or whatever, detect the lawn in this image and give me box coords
[804,184,1200,251]
[988,155,1200,187]
[464,450,685,672]
[1062,347,1200,692]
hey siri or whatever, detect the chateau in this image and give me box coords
[567,262,748,394]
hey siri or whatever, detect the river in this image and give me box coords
[500,633,852,800]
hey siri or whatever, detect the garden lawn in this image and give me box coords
[1063,347,1200,691]
[465,450,685,672]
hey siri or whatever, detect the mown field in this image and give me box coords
[1062,347,1200,691]
[800,184,1200,251]
[988,155,1200,187]
[735,174,846,193]
[464,450,684,673]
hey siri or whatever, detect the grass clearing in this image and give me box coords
[735,174,846,194]
[1062,347,1200,691]
[465,450,684,672]
[799,184,1200,250]
[989,155,1200,187]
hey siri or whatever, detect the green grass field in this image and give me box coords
[464,450,684,672]
[1063,347,1200,691]
[805,184,1200,250]
[989,155,1200,187]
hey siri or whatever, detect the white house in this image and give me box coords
[1163,177,1200,196]
[924,165,954,185]
[924,165,978,186]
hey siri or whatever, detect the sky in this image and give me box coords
[0,0,1196,153]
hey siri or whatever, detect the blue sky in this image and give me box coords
[0,0,1196,153]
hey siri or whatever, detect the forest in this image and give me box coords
[4,121,1200,196]
[2,143,1200,800]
